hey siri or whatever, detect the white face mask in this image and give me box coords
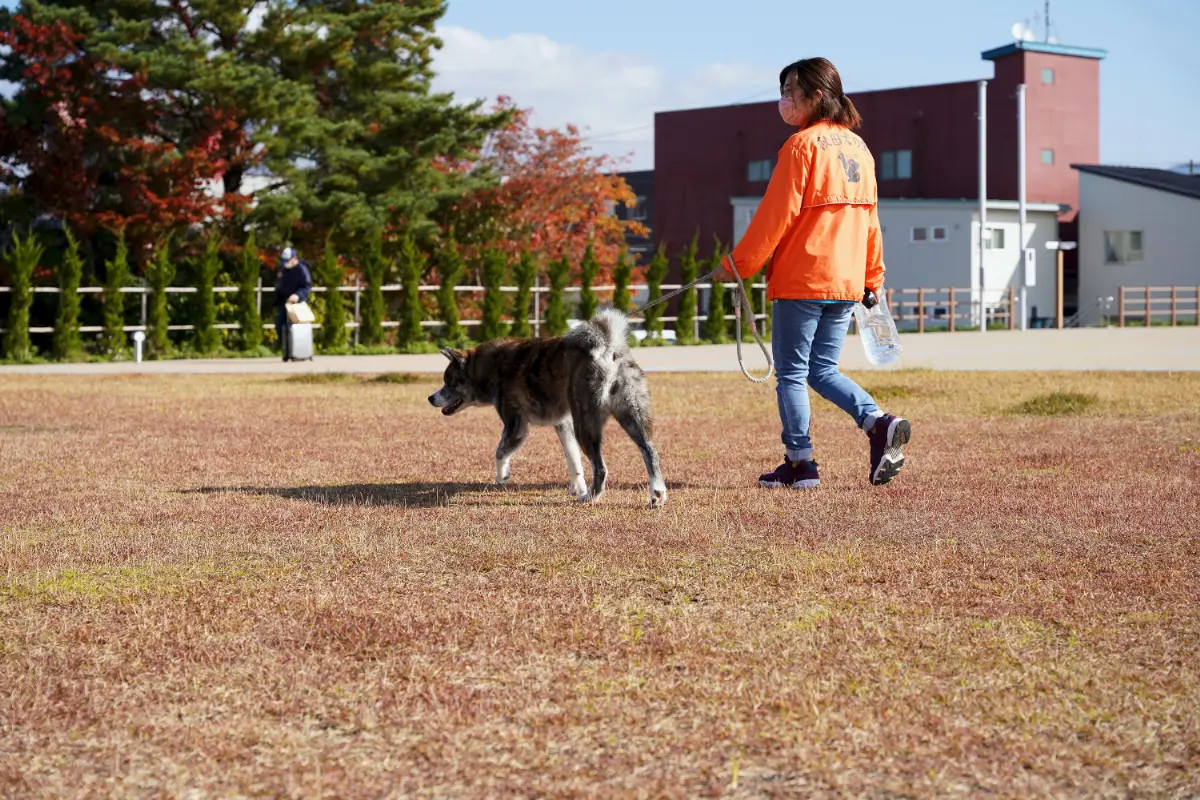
[778,94,806,127]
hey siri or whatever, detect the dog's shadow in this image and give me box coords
[186,480,694,509]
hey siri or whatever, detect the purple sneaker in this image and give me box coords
[868,414,912,485]
[759,459,821,490]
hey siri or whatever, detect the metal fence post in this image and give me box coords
[256,277,262,317]
[533,272,541,338]
[1118,286,1125,328]
[353,275,361,347]
[949,287,957,332]
[140,279,148,330]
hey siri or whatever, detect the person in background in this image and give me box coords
[274,246,312,350]
[711,57,911,490]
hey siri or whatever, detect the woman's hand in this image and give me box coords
[288,294,299,305]
[711,259,735,283]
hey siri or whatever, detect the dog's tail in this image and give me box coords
[567,307,632,373]
[588,308,631,362]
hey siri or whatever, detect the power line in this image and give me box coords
[579,123,653,143]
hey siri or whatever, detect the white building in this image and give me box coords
[731,197,1062,324]
[1072,165,1200,317]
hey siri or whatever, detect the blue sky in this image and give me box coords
[434,0,1199,171]
[4,0,1197,171]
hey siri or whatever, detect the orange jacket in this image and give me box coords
[723,121,885,301]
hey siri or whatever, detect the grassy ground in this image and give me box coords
[1,370,1198,798]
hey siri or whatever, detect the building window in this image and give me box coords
[931,225,949,242]
[629,195,647,221]
[985,227,1006,249]
[911,226,928,243]
[1041,149,1055,165]
[747,159,773,182]
[879,149,913,181]
[1104,231,1145,264]
[880,152,895,180]
[1041,67,1055,84]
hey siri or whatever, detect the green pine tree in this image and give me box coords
[578,241,599,321]
[194,234,222,355]
[509,249,536,339]
[237,231,263,353]
[545,255,570,337]
[360,232,387,347]
[257,2,510,245]
[316,237,348,352]
[2,230,42,362]
[643,245,670,340]
[480,248,508,341]
[612,249,632,314]
[52,227,84,361]
[435,231,467,346]
[704,241,729,344]
[676,234,700,344]
[101,229,130,360]
[396,233,427,351]
[145,237,176,358]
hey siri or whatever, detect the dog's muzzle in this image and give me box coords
[429,388,464,416]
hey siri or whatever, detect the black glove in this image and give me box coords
[862,289,878,309]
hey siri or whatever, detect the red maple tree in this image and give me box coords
[447,97,648,281]
[0,16,247,261]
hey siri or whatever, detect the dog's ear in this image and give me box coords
[440,347,466,367]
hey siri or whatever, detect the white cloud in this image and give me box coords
[432,26,772,171]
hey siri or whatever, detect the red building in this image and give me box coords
[650,41,1106,269]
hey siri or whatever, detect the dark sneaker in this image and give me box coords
[759,459,821,490]
[868,415,912,485]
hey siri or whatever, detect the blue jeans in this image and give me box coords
[773,300,881,461]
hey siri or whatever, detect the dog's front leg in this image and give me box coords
[556,421,587,498]
[495,412,529,486]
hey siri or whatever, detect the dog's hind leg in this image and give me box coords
[495,411,529,486]
[572,410,608,503]
[614,406,667,509]
[555,420,588,498]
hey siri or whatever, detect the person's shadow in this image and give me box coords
[185,480,694,508]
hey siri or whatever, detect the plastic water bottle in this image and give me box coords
[852,291,902,366]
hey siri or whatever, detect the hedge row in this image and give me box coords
[2,230,764,363]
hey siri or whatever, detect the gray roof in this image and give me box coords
[1072,164,1200,201]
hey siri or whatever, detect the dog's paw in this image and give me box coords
[568,480,587,498]
[649,488,667,509]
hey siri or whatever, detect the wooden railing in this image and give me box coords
[873,287,1018,332]
[1116,286,1200,327]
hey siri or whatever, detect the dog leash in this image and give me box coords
[626,260,774,385]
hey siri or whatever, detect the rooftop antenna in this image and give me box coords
[1043,0,1060,44]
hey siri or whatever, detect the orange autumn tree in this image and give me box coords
[0,15,249,257]
[450,98,648,282]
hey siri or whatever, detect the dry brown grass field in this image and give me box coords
[1,369,1198,798]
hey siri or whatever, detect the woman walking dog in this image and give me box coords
[712,57,911,489]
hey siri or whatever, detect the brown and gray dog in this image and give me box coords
[428,309,667,508]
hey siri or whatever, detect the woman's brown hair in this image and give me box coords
[778,57,863,130]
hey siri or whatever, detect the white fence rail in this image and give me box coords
[0,280,770,342]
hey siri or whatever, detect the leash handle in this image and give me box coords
[624,259,773,385]
[729,258,774,384]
